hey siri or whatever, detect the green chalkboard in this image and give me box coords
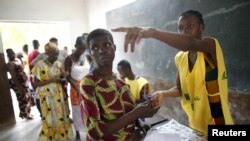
[107,0,250,90]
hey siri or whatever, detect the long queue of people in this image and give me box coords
[6,36,90,141]
[5,9,234,141]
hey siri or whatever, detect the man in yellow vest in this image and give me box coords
[117,59,151,104]
[113,10,233,134]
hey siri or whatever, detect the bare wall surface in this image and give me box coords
[107,0,250,91]
[0,0,88,47]
[84,0,136,31]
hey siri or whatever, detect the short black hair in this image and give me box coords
[87,28,114,47]
[6,48,14,58]
[118,59,131,70]
[75,36,85,48]
[180,10,204,25]
[23,44,28,52]
[32,40,39,49]
[82,33,88,39]
[49,37,58,43]
[6,48,13,54]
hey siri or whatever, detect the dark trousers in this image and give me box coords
[35,98,42,117]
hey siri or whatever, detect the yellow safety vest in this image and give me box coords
[175,37,233,134]
[125,77,150,100]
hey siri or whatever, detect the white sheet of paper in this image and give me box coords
[144,119,207,141]
[144,132,181,141]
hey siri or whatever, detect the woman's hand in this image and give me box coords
[61,72,68,79]
[130,127,143,141]
[137,100,160,118]
[51,77,61,83]
[112,27,156,52]
[151,91,165,107]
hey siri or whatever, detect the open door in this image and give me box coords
[0,33,15,127]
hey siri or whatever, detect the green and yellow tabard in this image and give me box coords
[175,37,233,134]
[125,77,150,100]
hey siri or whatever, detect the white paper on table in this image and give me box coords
[144,119,207,141]
[144,130,181,141]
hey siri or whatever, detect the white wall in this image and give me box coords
[0,0,88,47]
[0,0,136,46]
[0,34,3,53]
[84,0,136,31]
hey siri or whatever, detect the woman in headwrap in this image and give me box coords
[6,48,33,120]
[32,42,72,141]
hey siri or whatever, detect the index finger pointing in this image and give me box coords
[112,27,129,32]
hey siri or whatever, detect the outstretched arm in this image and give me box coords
[112,27,216,62]
[151,72,182,107]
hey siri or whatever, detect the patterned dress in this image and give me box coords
[32,60,72,141]
[80,74,136,141]
[8,59,33,118]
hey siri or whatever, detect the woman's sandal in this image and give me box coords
[25,115,33,120]
[20,114,33,120]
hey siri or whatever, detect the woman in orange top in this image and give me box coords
[65,36,89,141]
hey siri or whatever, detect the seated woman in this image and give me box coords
[80,28,160,141]
[31,42,72,141]
[6,48,33,120]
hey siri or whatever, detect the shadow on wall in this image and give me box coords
[146,77,250,125]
